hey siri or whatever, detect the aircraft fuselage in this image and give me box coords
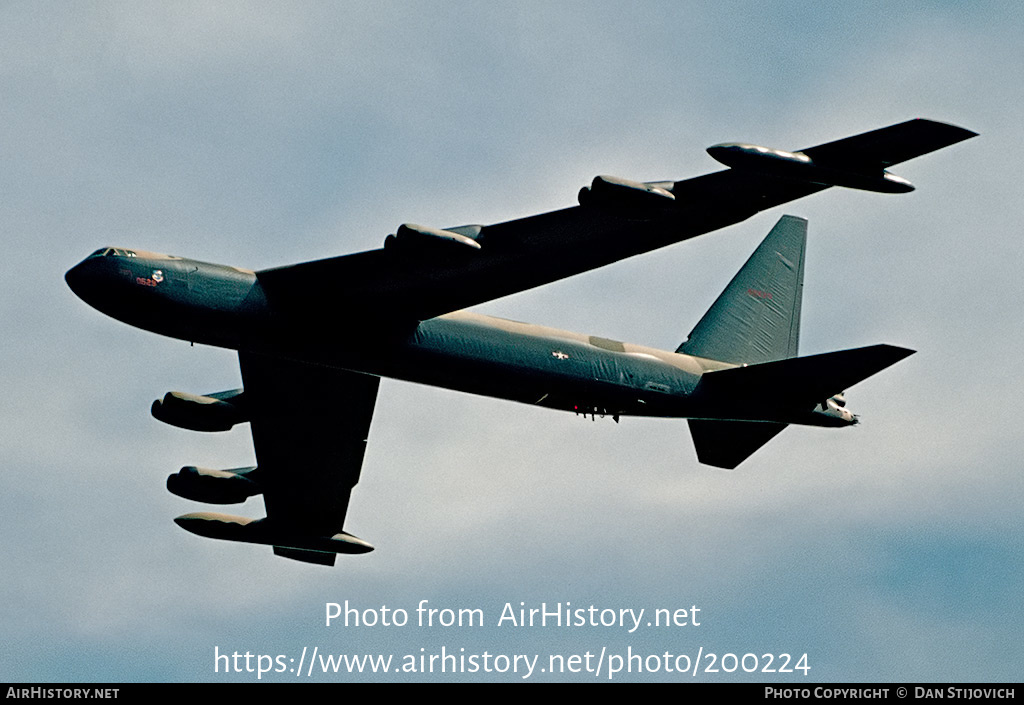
[65,247,853,428]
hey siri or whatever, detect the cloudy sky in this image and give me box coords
[2,1,1020,683]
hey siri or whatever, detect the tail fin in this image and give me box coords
[677,215,806,364]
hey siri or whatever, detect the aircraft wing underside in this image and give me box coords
[237,351,380,565]
[255,119,974,323]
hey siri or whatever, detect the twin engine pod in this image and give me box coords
[578,175,678,215]
[151,389,246,432]
[167,465,261,505]
[153,390,258,502]
[577,138,916,217]
[154,388,374,560]
[383,222,483,253]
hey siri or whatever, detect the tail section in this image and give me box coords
[677,215,806,365]
[679,216,914,468]
[689,344,914,468]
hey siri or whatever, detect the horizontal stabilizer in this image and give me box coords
[697,344,915,405]
[689,419,788,469]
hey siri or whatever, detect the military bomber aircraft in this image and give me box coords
[66,119,976,565]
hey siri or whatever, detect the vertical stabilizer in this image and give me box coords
[677,215,806,364]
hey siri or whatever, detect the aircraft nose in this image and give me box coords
[65,256,113,305]
[65,259,94,299]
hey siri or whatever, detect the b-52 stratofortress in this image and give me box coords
[66,119,975,565]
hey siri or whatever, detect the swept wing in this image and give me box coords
[174,352,380,565]
[257,119,975,323]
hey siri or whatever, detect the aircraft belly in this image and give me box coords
[330,316,704,419]
[248,317,839,426]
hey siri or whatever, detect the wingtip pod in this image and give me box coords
[174,512,374,556]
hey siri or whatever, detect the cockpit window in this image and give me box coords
[88,248,137,258]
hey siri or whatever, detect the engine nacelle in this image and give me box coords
[151,390,246,432]
[383,223,482,252]
[578,175,677,213]
[706,143,915,193]
[167,465,261,504]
